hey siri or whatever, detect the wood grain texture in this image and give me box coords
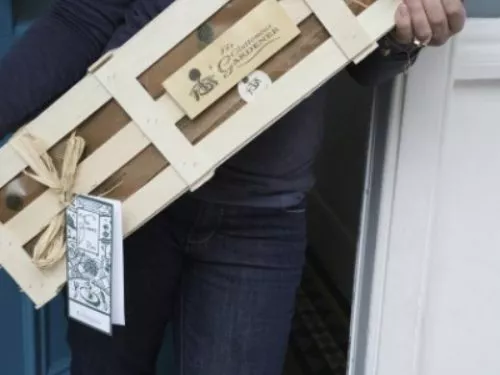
[138,0,263,99]
[0,0,393,307]
[0,7,331,226]
[0,0,378,228]
[0,0,376,229]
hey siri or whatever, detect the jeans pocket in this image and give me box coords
[186,204,224,245]
[283,207,306,214]
[282,199,307,214]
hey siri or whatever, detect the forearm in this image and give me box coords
[0,0,133,137]
[346,33,421,86]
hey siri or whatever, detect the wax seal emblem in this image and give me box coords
[196,23,214,46]
[6,194,23,211]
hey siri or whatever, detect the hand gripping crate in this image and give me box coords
[0,0,400,308]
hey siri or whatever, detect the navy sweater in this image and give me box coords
[0,0,419,207]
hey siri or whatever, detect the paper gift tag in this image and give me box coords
[66,194,124,335]
[237,70,273,103]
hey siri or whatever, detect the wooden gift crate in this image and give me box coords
[0,0,400,308]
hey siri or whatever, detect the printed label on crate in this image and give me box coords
[162,0,300,119]
[237,70,272,103]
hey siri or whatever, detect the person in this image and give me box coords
[0,0,466,374]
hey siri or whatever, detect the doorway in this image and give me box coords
[283,69,377,375]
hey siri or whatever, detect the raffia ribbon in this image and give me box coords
[10,132,85,269]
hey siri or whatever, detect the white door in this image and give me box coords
[349,17,500,375]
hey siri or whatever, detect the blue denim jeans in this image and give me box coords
[67,194,308,375]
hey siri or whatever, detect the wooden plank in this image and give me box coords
[5,123,151,246]
[163,0,301,119]
[122,167,188,237]
[93,72,215,189]
[0,75,111,188]
[358,0,400,39]
[0,100,132,224]
[280,0,313,23]
[100,0,232,78]
[138,0,264,99]
[304,0,376,61]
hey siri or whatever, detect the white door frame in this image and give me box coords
[349,17,500,375]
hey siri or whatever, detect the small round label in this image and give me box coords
[237,70,272,103]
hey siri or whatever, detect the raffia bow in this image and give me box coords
[10,132,85,269]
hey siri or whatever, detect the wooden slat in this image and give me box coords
[280,0,313,23]
[304,0,377,62]
[0,75,111,188]
[122,167,188,237]
[0,100,131,224]
[138,0,264,99]
[93,72,215,189]
[358,0,400,39]
[5,123,150,246]
[100,0,232,78]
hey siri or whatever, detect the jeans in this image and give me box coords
[67,194,308,375]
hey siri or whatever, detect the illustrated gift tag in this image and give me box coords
[66,194,124,335]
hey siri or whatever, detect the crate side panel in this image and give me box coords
[0,0,396,307]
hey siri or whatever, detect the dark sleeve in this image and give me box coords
[346,33,422,86]
[0,0,135,137]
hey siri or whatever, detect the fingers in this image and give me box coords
[394,3,413,44]
[423,0,449,45]
[391,0,466,49]
[400,0,466,46]
[405,0,433,44]
[443,0,467,34]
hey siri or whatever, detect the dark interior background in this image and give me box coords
[282,69,374,375]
